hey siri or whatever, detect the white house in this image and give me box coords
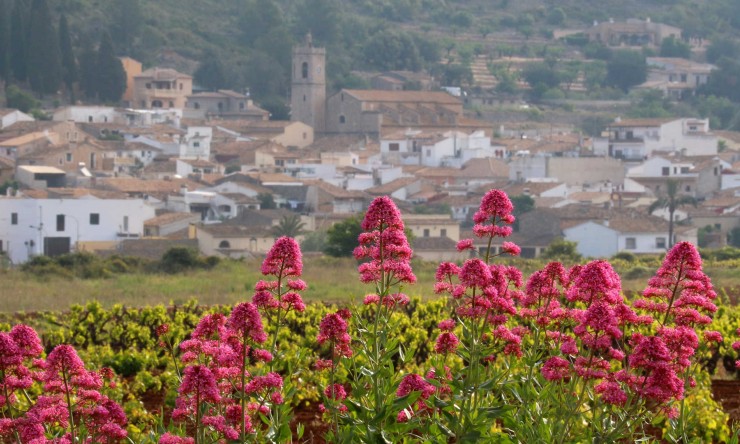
[52,106,121,124]
[380,130,496,168]
[179,126,212,159]
[598,118,717,160]
[0,108,34,129]
[0,192,155,264]
[563,215,696,258]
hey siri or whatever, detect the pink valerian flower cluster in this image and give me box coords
[253,237,307,313]
[433,258,523,356]
[353,196,416,285]
[520,262,570,327]
[635,241,717,327]
[167,300,282,442]
[7,343,128,443]
[317,310,353,359]
[396,373,437,422]
[730,327,740,369]
[319,384,349,414]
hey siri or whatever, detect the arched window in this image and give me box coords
[301,62,308,79]
[339,115,346,124]
[219,240,231,249]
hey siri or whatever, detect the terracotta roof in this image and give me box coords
[145,212,199,227]
[306,180,367,199]
[97,177,200,194]
[143,159,177,173]
[366,177,418,195]
[607,118,676,128]
[17,188,129,199]
[461,158,509,178]
[343,89,462,105]
[136,67,191,80]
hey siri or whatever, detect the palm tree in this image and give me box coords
[271,214,306,238]
[648,179,697,248]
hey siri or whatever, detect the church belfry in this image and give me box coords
[290,33,326,134]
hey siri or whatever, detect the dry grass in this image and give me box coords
[1,257,738,313]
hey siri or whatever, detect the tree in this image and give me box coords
[95,32,126,103]
[660,36,691,58]
[541,239,582,263]
[109,0,142,55]
[271,214,306,238]
[0,0,10,82]
[606,50,647,92]
[324,216,362,257]
[648,179,697,248]
[27,0,61,95]
[78,40,97,100]
[258,193,277,209]
[5,84,38,112]
[362,31,421,71]
[194,52,227,91]
[510,194,535,232]
[58,14,77,102]
[293,0,341,45]
[9,0,27,82]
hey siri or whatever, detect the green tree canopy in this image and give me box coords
[194,52,228,91]
[606,50,647,92]
[58,14,77,99]
[362,31,421,71]
[659,36,691,58]
[541,239,582,263]
[324,216,362,257]
[271,214,306,238]
[0,0,10,81]
[9,0,27,82]
[27,0,61,95]
[109,0,142,56]
[95,32,126,103]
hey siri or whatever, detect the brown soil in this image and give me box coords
[711,380,740,424]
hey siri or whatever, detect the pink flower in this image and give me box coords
[595,380,627,406]
[314,359,334,371]
[317,312,352,358]
[245,372,283,394]
[456,239,474,251]
[159,433,195,444]
[281,292,306,312]
[541,356,570,381]
[459,258,492,288]
[567,260,622,305]
[361,196,404,231]
[261,236,303,277]
[228,302,267,344]
[703,330,723,343]
[473,189,514,224]
[397,374,435,399]
[9,325,43,358]
[501,241,521,256]
[324,384,347,401]
[438,319,456,331]
[178,365,221,404]
[363,294,380,305]
[434,332,460,354]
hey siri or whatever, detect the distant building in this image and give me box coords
[584,18,681,48]
[133,68,193,110]
[635,58,715,100]
[119,57,143,107]
[290,33,327,135]
[185,90,269,120]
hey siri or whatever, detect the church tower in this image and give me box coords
[291,33,326,134]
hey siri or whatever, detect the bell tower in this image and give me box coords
[290,33,326,134]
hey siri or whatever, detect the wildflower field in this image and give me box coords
[2,191,740,443]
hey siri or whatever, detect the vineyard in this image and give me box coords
[1,192,740,442]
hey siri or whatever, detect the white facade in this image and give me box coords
[564,220,671,258]
[52,106,120,124]
[0,196,155,264]
[179,126,212,159]
[607,118,717,160]
[1,109,34,129]
[381,130,496,168]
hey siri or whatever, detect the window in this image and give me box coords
[194,102,200,109]
[440,228,447,237]
[423,229,430,237]
[11,213,17,225]
[56,214,65,232]
[656,237,666,249]
[303,132,307,139]
[681,167,689,173]
[303,94,306,102]
[625,237,636,250]
[88,116,93,123]
[662,167,670,176]
[339,115,346,124]
[219,240,231,249]
[389,143,400,152]
[179,83,183,90]
[169,101,174,108]
[145,83,151,89]
[301,62,308,79]
[123,216,129,232]
[152,100,163,108]
[193,142,200,148]
[685,185,691,192]
[426,149,431,157]
[66,153,72,162]
[90,213,100,225]
[715,223,721,230]
[239,102,245,110]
